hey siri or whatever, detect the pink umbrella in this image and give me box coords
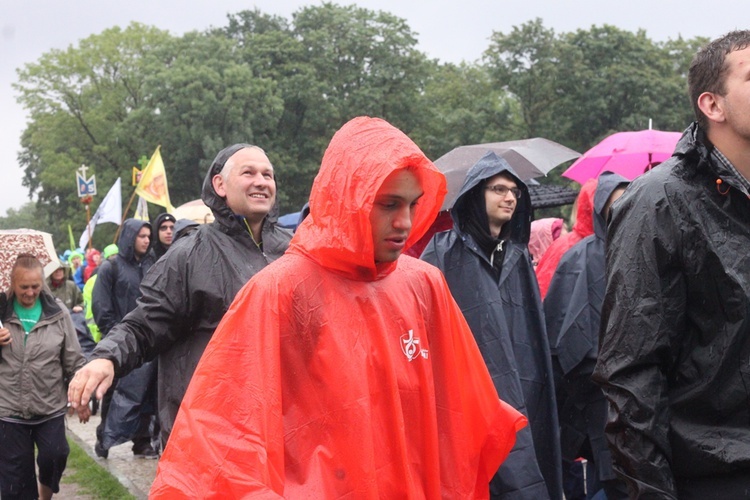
[562,129,683,184]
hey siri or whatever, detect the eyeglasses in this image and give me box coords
[485,185,522,199]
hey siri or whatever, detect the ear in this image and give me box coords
[212,174,227,197]
[697,91,726,125]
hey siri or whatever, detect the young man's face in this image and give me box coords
[134,226,151,257]
[484,173,518,235]
[158,220,175,247]
[212,147,276,224]
[370,169,423,264]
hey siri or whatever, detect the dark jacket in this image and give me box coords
[543,171,629,490]
[92,219,154,337]
[422,152,562,500]
[592,122,750,498]
[91,144,293,445]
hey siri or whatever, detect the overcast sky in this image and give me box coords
[0,0,744,215]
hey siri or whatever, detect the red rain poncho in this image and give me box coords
[535,178,597,298]
[150,117,525,498]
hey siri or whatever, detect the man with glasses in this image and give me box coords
[422,152,562,499]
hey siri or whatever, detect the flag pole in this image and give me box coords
[113,187,139,243]
[85,202,92,251]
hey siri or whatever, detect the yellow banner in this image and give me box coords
[134,146,175,212]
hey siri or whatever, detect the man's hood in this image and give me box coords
[451,151,532,245]
[200,144,280,231]
[289,116,446,281]
[117,218,151,262]
[592,171,630,239]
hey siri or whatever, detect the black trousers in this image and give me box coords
[0,415,69,499]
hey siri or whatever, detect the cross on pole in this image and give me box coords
[78,164,89,178]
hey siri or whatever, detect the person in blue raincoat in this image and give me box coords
[422,152,562,499]
[544,171,629,499]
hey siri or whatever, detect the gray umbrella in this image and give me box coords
[435,138,580,210]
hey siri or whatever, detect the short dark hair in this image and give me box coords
[688,30,750,129]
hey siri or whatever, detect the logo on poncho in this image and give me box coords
[401,329,428,361]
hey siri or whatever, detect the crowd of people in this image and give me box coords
[1,30,749,499]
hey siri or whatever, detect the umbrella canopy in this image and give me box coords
[172,199,215,224]
[0,229,59,291]
[435,138,580,210]
[562,129,682,184]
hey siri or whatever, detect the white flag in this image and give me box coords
[79,178,122,249]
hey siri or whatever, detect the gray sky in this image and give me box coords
[0,0,744,214]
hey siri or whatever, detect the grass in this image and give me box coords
[62,437,136,499]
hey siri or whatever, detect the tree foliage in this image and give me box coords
[8,9,703,252]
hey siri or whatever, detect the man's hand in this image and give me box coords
[67,359,115,409]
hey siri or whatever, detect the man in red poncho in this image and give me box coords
[150,116,526,498]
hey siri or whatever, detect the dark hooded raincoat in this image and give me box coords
[544,171,629,495]
[150,117,526,499]
[421,152,562,500]
[92,218,156,451]
[593,123,750,498]
[90,144,293,445]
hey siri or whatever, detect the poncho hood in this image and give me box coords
[573,178,597,238]
[289,116,447,281]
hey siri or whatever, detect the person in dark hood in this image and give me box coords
[150,213,176,260]
[592,31,750,498]
[68,144,293,448]
[422,152,563,500]
[544,171,629,499]
[91,218,157,459]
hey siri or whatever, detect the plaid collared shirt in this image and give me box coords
[713,147,750,196]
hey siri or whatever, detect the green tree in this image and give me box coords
[0,203,53,232]
[484,19,568,142]
[14,23,174,249]
[220,3,434,208]
[484,20,699,191]
[412,61,520,161]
